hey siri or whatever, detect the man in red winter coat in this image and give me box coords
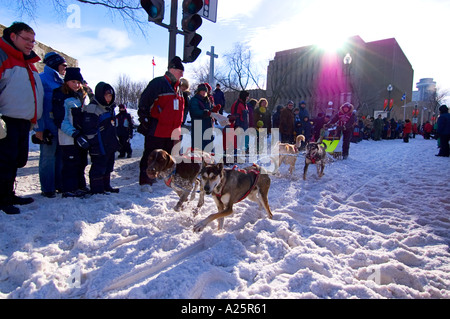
[0,22,44,215]
[403,119,412,143]
[137,56,185,189]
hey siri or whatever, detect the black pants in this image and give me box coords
[0,117,30,203]
[403,133,410,143]
[89,151,116,193]
[139,135,174,185]
[438,134,450,156]
[341,128,352,157]
[61,144,88,192]
[118,134,132,156]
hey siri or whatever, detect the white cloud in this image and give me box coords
[97,28,133,51]
[217,0,264,24]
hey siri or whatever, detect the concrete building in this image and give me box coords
[410,78,438,125]
[267,36,414,119]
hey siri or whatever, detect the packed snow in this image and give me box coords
[1,113,449,299]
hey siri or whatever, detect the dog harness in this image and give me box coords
[214,164,260,203]
[306,152,321,164]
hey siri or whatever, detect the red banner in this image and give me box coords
[383,99,388,111]
[388,99,394,111]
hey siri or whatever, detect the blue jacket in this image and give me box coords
[80,82,120,156]
[38,65,64,135]
[437,112,450,135]
[189,93,212,130]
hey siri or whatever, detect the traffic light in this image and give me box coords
[183,32,202,63]
[141,0,165,23]
[182,0,203,63]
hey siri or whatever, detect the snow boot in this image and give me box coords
[90,176,107,195]
[104,175,119,193]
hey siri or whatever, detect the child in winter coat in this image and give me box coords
[53,67,90,198]
[79,82,121,194]
[115,104,134,158]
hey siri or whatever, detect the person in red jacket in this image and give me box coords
[0,22,44,215]
[137,56,185,190]
[403,119,412,143]
[423,121,433,139]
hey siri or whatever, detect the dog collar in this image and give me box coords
[164,166,177,187]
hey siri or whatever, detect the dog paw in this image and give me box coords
[192,207,199,217]
[193,221,207,232]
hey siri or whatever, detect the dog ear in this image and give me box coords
[163,151,176,170]
[217,162,224,171]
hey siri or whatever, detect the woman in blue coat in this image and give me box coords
[189,83,213,151]
[37,52,66,198]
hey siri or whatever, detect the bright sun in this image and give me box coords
[316,33,348,53]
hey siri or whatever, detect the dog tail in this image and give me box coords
[295,134,305,148]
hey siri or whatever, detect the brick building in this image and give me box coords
[266,36,414,119]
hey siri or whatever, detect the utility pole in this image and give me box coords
[206,46,218,85]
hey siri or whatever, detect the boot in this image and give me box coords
[104,174,119,193]
[90,176,107,194]
[0,195,20,214]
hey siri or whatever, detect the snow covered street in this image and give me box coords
[1,133,449,299]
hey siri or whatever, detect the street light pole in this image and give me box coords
[387,84,393,119]
[343,53,352,104]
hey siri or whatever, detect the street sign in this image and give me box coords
[200,0,218,23]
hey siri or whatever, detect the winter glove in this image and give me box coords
[42,129,53,145]
[137,118,150,136]
[75,135,90,150]
[72,130,81,138]
[212,104,221,113]
[31,134,43,144]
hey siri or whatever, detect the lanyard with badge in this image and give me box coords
[164,76,180,111]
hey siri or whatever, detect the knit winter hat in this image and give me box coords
[197,83,208,92]
[43,52,66,71]
[168,56,184,71]
[64,67,84,83]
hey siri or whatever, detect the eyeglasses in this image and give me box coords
[17,34,36,45]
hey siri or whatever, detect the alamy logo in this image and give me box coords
[367,266,381,285]
[67,4,81,29]
[170,123,281,174]
[66,265,81,288]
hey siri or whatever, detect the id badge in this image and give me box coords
[173,99,179,111]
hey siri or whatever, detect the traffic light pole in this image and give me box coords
[168,0,178,63]
[142,0,210,64]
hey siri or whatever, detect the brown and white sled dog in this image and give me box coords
[303,141,327,180]
[193,163,273,232]
[146,149,209,213]
[273,134,305,175]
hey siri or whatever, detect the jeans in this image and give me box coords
[39,135,63,193]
